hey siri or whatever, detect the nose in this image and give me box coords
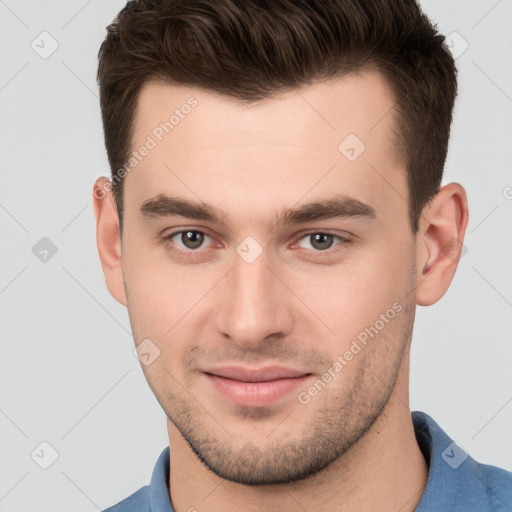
[213,247,295,349]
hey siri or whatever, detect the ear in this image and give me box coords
[92,177,127,306]
[415,182,469,306]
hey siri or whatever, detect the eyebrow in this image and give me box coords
[139,193,377,227]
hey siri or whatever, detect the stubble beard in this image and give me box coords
[149,301,414,486]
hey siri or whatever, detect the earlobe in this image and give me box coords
[92,177,128,306]
[415,182,469,306]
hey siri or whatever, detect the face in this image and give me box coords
[119,71,419,484]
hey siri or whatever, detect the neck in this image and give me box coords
[167,366,428,512]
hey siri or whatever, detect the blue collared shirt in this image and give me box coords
[103,411,512,511]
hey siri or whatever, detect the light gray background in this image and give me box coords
[0,1,511,511]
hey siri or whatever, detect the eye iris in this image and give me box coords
[311,233,333,250]
[182,231,204,249]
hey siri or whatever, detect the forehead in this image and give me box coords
[126,71,407,228]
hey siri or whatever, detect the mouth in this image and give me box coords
[201,365,314,407]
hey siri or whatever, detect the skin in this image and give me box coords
[93,70,468,512]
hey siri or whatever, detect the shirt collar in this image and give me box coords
[148,446,173,512]
[413,410,495,511]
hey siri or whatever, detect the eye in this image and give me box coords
[165,230,212,251]
[295,232,348,252]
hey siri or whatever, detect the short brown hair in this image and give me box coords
[97,0,457,234]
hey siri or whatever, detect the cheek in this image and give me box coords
[123,247,227,353]
[122,242,197,337]
[288,244,414,350]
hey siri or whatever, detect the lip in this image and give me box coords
[202,365,313,407]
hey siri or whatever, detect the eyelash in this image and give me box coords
[162,229,351,260]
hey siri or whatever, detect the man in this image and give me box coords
[92,0,512,510]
